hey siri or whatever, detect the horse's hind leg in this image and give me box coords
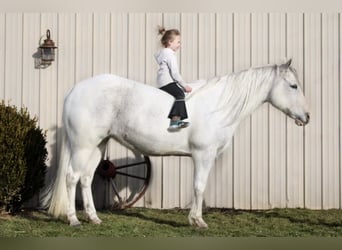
[79,146,103,224]
[67,147,102,226]
[66,164,81,226]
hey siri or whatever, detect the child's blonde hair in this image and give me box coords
[158,27,181,48]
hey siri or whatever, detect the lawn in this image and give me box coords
[1,208,342,237]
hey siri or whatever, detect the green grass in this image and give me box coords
[1,208,342,237]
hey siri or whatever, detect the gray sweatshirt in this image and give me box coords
[154,48,186,90]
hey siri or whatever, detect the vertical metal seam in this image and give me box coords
[320,12,324,209]
[144,12,147,85]
[338,12,342,209]
[178,12,182,208]
[2,14,6,100]
[160,12,164,209]
[126,12,129,79]
[73,13,77,85]
[267,12,271,208]
[91,13,94,77]
[214,12,217,207]
[109,13,112,74]
[144,12,147,207]
[55,14,60,206]
[302,12,306,208]
[231,12,235,209]
[285,12,289,207]
[215,13,217,77]
[38,13,42,124]
[21,13,24,107]
[249,12,253,210]
[197,13,199,80]
[126,12,130,203]
[179,13,182,76]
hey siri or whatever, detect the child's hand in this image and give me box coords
[184,85,192,93]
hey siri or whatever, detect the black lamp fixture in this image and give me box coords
[38,29,57,67]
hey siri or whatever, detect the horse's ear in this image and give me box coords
[285,58,292,67]
[279,58,292,71]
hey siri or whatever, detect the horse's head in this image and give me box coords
[268,59,310,126]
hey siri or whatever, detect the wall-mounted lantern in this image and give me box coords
[38,29,57,67]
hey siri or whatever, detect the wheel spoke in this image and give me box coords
[116,171,148,181]
[115,161,148,170]
[110,179,123,203]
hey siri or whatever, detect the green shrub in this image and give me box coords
[0,101,47,213]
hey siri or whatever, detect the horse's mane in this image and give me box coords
[185,76,226,101]
[187,65,277,127]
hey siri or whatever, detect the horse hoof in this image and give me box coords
[196,220,208,229]
[90,217,102,225]
[189,216,208,229]
[70,220,81,227]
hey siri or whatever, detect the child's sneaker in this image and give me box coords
[168,120,190,132]
[178,121,190,128]
[168,121,181,132]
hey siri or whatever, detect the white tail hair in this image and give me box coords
[47,128,70,217]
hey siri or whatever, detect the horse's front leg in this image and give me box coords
[189,150,216,229]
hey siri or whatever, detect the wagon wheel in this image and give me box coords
[96,156,151,209]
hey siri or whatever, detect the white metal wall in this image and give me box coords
[0,13,341,210]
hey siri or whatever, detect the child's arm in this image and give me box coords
[166,51,191,92]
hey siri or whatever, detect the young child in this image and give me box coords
[155,27,192,131]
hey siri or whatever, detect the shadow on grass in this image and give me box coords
[8,209,63,224]
[251,209,342,228]
[107,209,189,228]
[8,208,189,228]
[11,209,103,226]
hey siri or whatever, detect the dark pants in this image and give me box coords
[160,82,188,120]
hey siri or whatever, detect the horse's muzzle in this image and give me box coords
[295,112,310,126]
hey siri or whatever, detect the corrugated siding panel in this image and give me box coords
[54,13,76,189]
[21,14,41,206]
[340,14,342,210]
[57,13,76,129]
[0,14,4,100]
[108,13,129,208]
[268,13,287,208]
[199,13,216,207]
[286,13,305,208]
[128,13,146,208]
[1,12,341,210]
[250,13,269,209]
[215,13,234,208]
[322,13,340,209]
[110,13,128,78]
[162,13,181,209]
[93,13,110,75]
[74,13,93,206]
[92,13,111,208]
[75,13,93,81]
[5,13,23,107]
[128,13,145,82]
[179,13,198,209]
[233,13,252,209]
[22,14,40,117]
[40,13,58,171]
[145,13,163,209]
[304,13,322,209]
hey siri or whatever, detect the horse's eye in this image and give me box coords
[290,84,298,89]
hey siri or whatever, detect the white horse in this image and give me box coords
[47,59,309,228]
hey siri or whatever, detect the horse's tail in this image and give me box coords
[47,127,71,217]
